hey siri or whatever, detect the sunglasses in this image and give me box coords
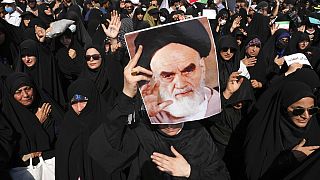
[85,54,101,61]
[291,107,319,116]
[221,47,236,53]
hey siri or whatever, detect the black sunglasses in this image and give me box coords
[291,107,319,116]
[85,54,101,61]
[221,47,236,53]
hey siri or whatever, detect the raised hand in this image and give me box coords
[141,81,173,117]
[292,139,320,162]
[151,146,191,178]
[35,103,52,124]
[223,71,244,99]
[270,23,280,35]
[102,10,121,39]
[123,45,152,98]
[241,56,257,67]
[274,55,285,67]
[68,48,77,59]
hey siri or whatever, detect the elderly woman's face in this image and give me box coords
[287,97,315,128]
[86,48,102,70]
[13,85,34,106]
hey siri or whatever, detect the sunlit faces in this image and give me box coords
[287,97,315,128]
[158,123,183,136]
[13,85,34,106]
[246,45,260,57]
[150,43,206,117]
[220,47,235,61]
[298,40,309,50]
[86,48,102,70]
[22,55,37,67]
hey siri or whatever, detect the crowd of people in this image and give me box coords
[0,0,320,179]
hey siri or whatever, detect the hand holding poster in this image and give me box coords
[125,17,221,124]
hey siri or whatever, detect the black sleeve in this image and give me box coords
[87,93,140,174]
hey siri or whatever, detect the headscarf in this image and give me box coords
[245,81,318,180]
[217,35,240,90]
[55,79,109,180]
[1,73,63,166]
[16,39,66,107]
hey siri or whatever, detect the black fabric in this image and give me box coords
[55,79,111,180]
[1,72,64,167]
[37,4,55,28]
[88,94,230,180]
[217,35,240,90]
[55,29,86,96]
[79,45,123,104]
[244,81,319,180]
[16,39,66,107]
[247,13,271,45]
[134,19,211,70]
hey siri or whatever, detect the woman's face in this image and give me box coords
[287,97,315,128]
[13,85,34,106]
[298,40,309,50]
[220,48,235,61]
[137,13,144,21]
[22,55,37,67]
[86,48,102,70]
[72,101,87,115]
[246,45,260,57]
[23,19,31,27]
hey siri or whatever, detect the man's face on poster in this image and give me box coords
[150,43,206,118]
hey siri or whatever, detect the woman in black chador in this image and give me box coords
[244,81,320,180]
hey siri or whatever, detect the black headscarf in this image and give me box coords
[247,12,271,45]
[55,79,109,180]
[37,4,55,28]
[244,81,318,180]
[217,35,240,90]
[16,39,66,107]
[1,72,64,167]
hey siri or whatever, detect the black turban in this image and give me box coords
[134,19,211,70]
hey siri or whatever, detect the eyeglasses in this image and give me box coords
[221,47,236,53]
[291,107,319,116]
[85,54,101,61]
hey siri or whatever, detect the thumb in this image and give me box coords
[275,55,279,59]
[298,139,306,147]
[171,146,181,157]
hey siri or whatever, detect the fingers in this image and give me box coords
[102,23,107,33]
[132,66,153,76]
[298,138,306,147]
[304,146,320,151]
[158,100,173,111]
[151,152,171,162]
[170,146,181,157]
[128,45,143,69]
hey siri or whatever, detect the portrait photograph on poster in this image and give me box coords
[125,17,221,124]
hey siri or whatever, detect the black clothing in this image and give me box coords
[88,93,230,180]
[244,81,320,180]
[1,72,64,167]
[55,79,110,180]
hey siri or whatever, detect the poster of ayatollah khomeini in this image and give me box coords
[125,17,221,124]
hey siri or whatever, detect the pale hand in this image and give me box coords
[102,10,121,39]
[140,81,173,117]
[35,103,52,124]
[271,23,280,35]
[274,55,284,67]
[251,79,262,88]
[123,45,152,98]
[223,71,244,99]
[242,56,257,67]
[285,63,303,76]
[151,146,191,178]
[22,152,42,162]
[68,48,77,59]
[292,139,320,162]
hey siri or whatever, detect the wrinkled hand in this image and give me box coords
[271,23,280,35]
[274,55,284,67]
[141,81,173,117]
[123,45,152,98]
[223,71,244,99]
[292,139,320,162]
[251,79,262,88]
[285,63,303,76]
[35,103,52,124]
[102,10,121,39]
[68,48,77,59]
[151,146,191,178]
[242,56,257,67]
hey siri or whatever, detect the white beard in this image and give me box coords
[159,82,205,118]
